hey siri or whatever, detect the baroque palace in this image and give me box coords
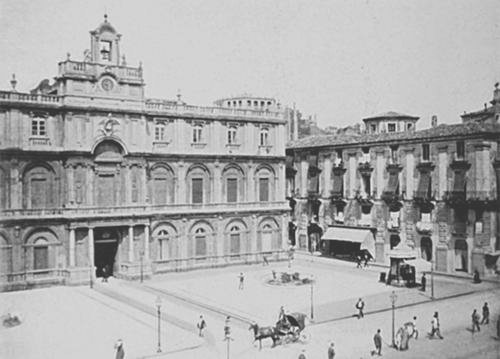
[286,91,500,277]
[0,16,289,290]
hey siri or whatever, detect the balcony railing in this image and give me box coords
[452,222,467,235]
[443,190,466,204]
[1,201,289,219]
[58,61,143,81]
[467,190,498,203]
[0,91,61,105]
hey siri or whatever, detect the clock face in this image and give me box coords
[101,78,114,91]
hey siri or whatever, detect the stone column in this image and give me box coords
[69,228,76,267]
[247,162,255,202]
[141,165,148,204]
[300,157,309,198]
[213,162,222,203]
[177,161,187,204]
[250,215,259,260]
[88,227,94,271]
[67,165,75,205]
[144,224,150,260]
[87,165,94,205]
[405,150,415,199]
[322,155,332,197]
[281,213,288,250]
[128,225,134,262]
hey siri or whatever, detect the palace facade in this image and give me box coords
[0,17,289,291]
[287,91,500,277]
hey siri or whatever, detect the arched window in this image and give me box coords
[230,226,241,254]
[454,239,468,272]
[420,237,432,261]
[194,228,207,257]
[33,237,49,270]
[261,224,273,252]
[390,235,400,250]
[157,229,170,260]
[227,126,237,145]
[259,128,269,146]
[151,166,174,205]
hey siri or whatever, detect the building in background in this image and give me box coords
[0,16,289,291]
[286,90,500,277]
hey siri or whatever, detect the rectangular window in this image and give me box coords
[407,123,413,131]
[195,236,206,256]
[390,145,398,163]
[227,178,238,203]
[259,178,269,202]
[34,246,49,270]
[370,124,377,133]
[32,118,46,136]
[260,129,269,146]
[192,178,203,204]
[422,144,430,161]
[192,125,203,143]
[456,141,465,160]
[155,123,165,141]
[100,40,112,61]
[388,123,396,132]
[227,127,237,144]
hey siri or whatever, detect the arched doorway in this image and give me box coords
[420,237,432,261]
[94,228,119,278]
[454,239,468,272]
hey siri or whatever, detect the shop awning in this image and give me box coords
[387,243,417,259]
[452,170,466,192]
[384,172,399,194]
[332,174,343,194]
[415,172,431,199]
[322,227,375,257]
[405,258,432,272]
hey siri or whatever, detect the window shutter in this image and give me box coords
[227,178,237,203]
[259,178,269,202]
[192,178,203,204]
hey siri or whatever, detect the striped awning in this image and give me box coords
[322,226,375,257]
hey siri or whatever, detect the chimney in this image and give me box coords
[431,115,438,128]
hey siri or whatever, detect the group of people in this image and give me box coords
[356,253,371,269]
[471,302,489,333]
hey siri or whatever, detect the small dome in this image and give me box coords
[94,14,117,34]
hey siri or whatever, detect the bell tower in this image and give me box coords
[89,14,121,65]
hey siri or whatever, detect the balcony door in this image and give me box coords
[97,174,116,207]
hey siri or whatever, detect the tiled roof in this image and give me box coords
[363,111,418,121]
[287,122,500,150]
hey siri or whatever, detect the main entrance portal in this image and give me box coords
[94,228,119,278]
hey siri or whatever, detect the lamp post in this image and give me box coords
[310,275,314,321]
[140,250,144,283]
[155,296,162,353]
[430,260,435,300]
[390,291,397,348]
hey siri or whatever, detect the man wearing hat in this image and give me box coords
[114,339,125,359]
[328,342,336,358]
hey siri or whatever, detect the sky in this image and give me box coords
[0,0,498,129]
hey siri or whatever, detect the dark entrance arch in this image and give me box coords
[420,237,432,261]
[94,228,120,278]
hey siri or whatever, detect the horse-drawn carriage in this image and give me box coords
[250,312,309,349]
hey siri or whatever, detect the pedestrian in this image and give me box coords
[298,349,307,359]
[328,341,335,359]
[238,272,244,290]
[263,255,269,266]
[481,302,490,324]
[421,273,426,292]
[114,339,125,359]
[364,253,369,267]
[197,315,206,337]
[473,270,481,284]
[371,329,382,356]
[224,316,231,339]
[429,311,444,339]
[355,298,365,319]
[412,316,419,339]
[471,309,480,333]
[356,255,362,269]
[278,305,285,322]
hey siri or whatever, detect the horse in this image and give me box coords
[249,323,279,350]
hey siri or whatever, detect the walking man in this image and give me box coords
[197,315,206,337]
[238,272,244,290]
[328,342,335,359]
[355,298,365,319]
[471,309,481,333]
[429,311,444,339]
[481,302,490,324]
[412,316,419,339]
[421,273,426,292]
[356,255,362,269]
[371,329,382,356]
[263,255,269,266]
[114,339,125,359]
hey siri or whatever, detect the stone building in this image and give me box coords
[286,90,500,277]
[0,16,289,291]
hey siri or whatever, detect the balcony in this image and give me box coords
[443,190,466,205]
[29,137,51,146]
[0,91,61,107]
[452,222,467,235]
[381,191,402,204]
[0,201,289,221]
[416,221,433,234]
[58,60,143,83]
[330,190,344,202]
[387,218,400,231]
[467,190,498,204]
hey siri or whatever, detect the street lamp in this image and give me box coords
[390,291,397,348]
[140,250,144,283]
[155,296,162,353]
[310,275,314,321]
[430,260,435,300]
